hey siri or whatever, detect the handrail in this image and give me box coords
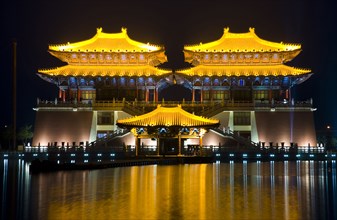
[210,128,260,149]
[37,99,313,110]
[89,129,130,147]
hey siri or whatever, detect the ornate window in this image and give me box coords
[223,54,228,62]
[105,54,112,60]
[81,90,96,100]
[272,53,279,62]
[230,54,236,62]
[253,90,268,100]
[262,54,269,62]
[113,55,119,63]
[239,79,245,86]
[139,54,145,62]
[98,54,104,63]
[204,54,209,60]
[121,54,127,62]
[213,54,219,62]
[81,54,87,62]
[238,54,244,62]
[130,54,136,63]
[212,91,224,100]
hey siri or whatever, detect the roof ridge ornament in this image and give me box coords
[97,27,103,34]
[249,27,255,33]
[224,27,230,33]
[121,27,127,34]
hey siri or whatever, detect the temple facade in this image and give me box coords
[32,27,316,152]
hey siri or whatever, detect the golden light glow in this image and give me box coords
[38,64,171,77]
[177,64,311,77]
[117,105,219,127]
[49,27,163,52]
[184,27,301,52]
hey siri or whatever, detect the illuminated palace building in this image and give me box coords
[33,27,316,154]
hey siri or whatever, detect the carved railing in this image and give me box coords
[36,98,313,117]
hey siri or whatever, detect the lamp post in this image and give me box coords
[12,40,17,151]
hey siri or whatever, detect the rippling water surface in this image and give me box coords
[1,160,336,219]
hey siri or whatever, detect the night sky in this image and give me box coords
[1,0,336,133]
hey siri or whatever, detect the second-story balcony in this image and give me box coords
[35,97,315,116]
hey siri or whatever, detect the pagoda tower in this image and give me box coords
[33,28,170,147]
[37,27,170,103]
[176,27,316,147]
[178,27,311,102]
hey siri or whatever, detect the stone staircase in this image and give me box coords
[210,128,260,150]
[89,129,130,148]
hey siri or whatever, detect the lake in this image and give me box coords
[1,159,336,219]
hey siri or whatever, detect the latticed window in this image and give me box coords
[203,90,210,100]
[81,90,96,100]
[234,112,251,125]
[253,90,268,100]
[212,91,224,100]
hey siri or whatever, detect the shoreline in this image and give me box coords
[0,151,335,173]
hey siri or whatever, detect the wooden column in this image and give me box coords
[145,88,149,102]
[77,88,81,103]
[153,88,156,102]
[155,88,159,102]
[157,137,160,156]
[200,89,203,102]
[62,90,66,102]
[135,136,139,157]
[199,136,203,155]
[192,88,195,102]
[210,88,213,102]
[136,87,139,100]
[178,134,182,156]
[59,89,62,99]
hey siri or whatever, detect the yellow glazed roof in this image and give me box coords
[177,64,311,77]
[49,27,163,52]
[38,65,171,77]
[184,27,301,52]
[117,105,219,127]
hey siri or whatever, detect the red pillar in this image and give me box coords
[192,89,195,102]
[145,88,149,102]
[62,90,66,102]
[155,88,158,102]
[58,89,62,99]
[285,89,289,99]
[210,88,213,102]
[77,89,81,103]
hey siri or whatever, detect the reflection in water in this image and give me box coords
[1,160,336,219]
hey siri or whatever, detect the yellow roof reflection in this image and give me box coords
[117,105,219,127]
[49,27,163,52]
[184,27,301,52]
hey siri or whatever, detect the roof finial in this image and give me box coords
[121,27,127,33]
[224,27,230,33]
[97,27,102,34]
[249,27,255,33]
